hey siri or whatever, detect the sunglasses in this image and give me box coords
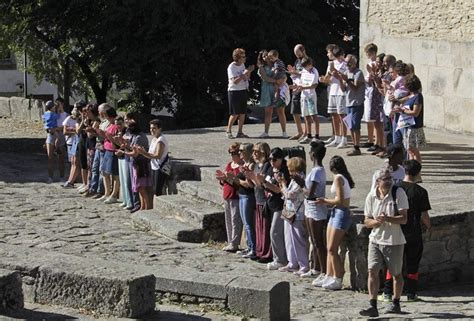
[229,151,239,156]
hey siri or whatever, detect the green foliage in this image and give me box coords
[0,0,359,128]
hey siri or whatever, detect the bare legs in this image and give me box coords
[227,114,246,135]
[326,226,346,278]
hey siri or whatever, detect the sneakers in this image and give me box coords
[299,136,311,144]
[377,293,392,302]
[119,202,127,208]
[62,182,75,188]
[267,261,285,270]
[104,196,119,204]
[242,251,257,259]
[222,244,238,252]
[78,185,89,193]
[347,148,361,156]
[322,277,342,290]
[312,273,327,287]
[278,265,298,273]
[236,132,249,138]
[326,137,340,147]
[336,137,348,149]
[324,136,335,144]
[407,293,420,302]
[384,302,402,314]
[92,193,103,200]
[258,132,270,138]
[76,184,85,191]
[293,269,310,276]
[299,269,320,278]
[359,306,379,318]
[46,177,54,184]
[281,132,289,138]
[361,142,374,148]
[226,131,234,139]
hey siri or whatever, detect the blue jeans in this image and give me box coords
[239,193,256,253]
[89,149,105,194]
[118,158,133,207]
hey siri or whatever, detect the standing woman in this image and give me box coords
[394,74,426,164]
[257,50,287,138]
[83,103,100,194]
[136,119,170,199]
[315,155,354,290]
[55,99,69,182]
[304,141,328,279]
[125,120,152,210]
[62,104,83,187]
[216,143,243,252]
[287,44,308,140]
[256,148,289,270]
[233,143,256,258]
[245,142,273,263]
[226,48,254,139]
[76,102,90,193]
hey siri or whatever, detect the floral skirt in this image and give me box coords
[404,127,426,149]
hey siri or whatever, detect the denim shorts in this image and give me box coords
[46,133,56,144]
[347,105,364,131]
[101,150,118,175]
[328,207,352,231]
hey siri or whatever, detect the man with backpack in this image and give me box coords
[360,167,409,317]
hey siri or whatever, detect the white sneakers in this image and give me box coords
[312,273,327,287]
[326,137,340,147]
[336,137,348,149]
[299,136,311,144]
[324,136,335,144]
[322,276,343,290]
[299,269,321,278]
[104,196,119,204]
[258,132,269,138]
[278,265,298,272]
[281,132,289,138]
[267,261,285,270]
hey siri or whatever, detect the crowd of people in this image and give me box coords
[226,43,426,167]
[42,100,170,213]
[221,42,432,317]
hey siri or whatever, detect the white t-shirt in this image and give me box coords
[300,67,319,98]
[364,186,409,246]
[227,62,248,91]
[62,116,77,145]
[150,135,169,170]
[328,59,347,96]
[330,174,351,199]
[370,165,405,191]
[56,112,68,128]
[279,83,291,105]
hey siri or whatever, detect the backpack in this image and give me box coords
[391,184,399,215]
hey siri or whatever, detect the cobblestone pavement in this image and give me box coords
[0,119,473,320]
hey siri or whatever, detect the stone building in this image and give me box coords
[359,0,473,134]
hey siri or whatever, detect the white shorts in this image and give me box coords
[301,95,318,117]
[327,95,346,114]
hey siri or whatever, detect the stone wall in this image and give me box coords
[342,211,474,290]
[360,0,474,134]
[0,96,45,121]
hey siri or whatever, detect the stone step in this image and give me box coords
[199,167,220,184]
[131,210,206,243]
[0,269,24,311]
[177,180,223,206]
[155,194,224,226]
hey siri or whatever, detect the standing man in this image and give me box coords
[335,54,365,156]
[226,48,254,139]
[360,168,408,317]
[287,44,308,140]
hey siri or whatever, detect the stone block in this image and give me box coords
[423,94,445,130]
[452,67,474,99]
[227,277,290,321]
[411,39,437,66]
[0,244,156,318]
[9,97,31,120]
[177,180,223,206]
[382,36,411,62]
[154,268,230,300]
[31,99,44,121]
[427,66,453,97]
[444,97,473,133]
[0,97,11,118]
[423,241,450,265]
[0,269,24,311]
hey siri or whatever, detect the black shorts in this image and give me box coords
[228,90,247,115]
[290,92,302,115]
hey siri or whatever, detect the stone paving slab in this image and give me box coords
[0,119,473,319]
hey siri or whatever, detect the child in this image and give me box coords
[296,57,320,144]
[43,100,59,183]
[273,73,291,109]
[278,157,309,275]
[267,49,286,78]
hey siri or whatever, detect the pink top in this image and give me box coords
[103,124,119,151]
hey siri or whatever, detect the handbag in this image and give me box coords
[281,200,304,224]
[159,153,171,176]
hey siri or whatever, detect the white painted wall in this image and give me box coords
[0,70,58,98]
